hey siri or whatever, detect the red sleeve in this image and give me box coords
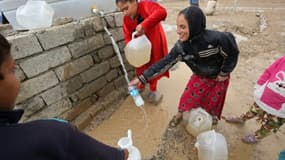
[140,2,167,33]
[123,18,132,44]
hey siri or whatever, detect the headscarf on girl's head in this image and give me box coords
[179,6,206,40]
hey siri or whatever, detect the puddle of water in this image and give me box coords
[87,23,194,157]
[87,96,169,157]
[87,62,192,158]
[138,106,150,130]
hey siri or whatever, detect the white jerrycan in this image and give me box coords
[205,0,217,16]
[195,130,228,160]
[16,0,54,29]
[117,129,141,160]
[184,107,213,137]
[124,32,151,67]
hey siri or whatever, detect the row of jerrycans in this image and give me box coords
[184,107,228,160]
[117,108,228,160]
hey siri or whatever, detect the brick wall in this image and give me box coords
[5,12,135,129]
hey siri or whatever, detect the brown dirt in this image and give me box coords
[86,0,285,159]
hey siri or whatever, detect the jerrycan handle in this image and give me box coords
[128,129,133,145]
[132,31,138,39]
[210,130,217,150]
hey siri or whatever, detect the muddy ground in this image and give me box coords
[86,0,285,159]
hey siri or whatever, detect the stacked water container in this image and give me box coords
[183,108,228,160]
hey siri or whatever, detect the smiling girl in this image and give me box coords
[129,6,239,127]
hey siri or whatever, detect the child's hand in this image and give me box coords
[215,75,228,82]
[123,149,129,160]
[129,78,141,87]
[135,24,144,36]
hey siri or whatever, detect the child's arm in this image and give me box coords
[67,125,127,160]
[140,2,167,33]
[123,20,132,44]
[257,56,284,85]
[138,42,181,84]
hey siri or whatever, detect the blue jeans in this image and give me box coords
[0,12,3,24]
[189,0,199,6]
[279,150,285,160]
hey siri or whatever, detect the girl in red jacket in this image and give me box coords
[116,0,169,105]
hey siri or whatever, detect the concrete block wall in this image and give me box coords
[6,12,135,129]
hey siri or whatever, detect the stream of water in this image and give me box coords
[105,26,150,131]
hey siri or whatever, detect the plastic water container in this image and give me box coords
[205,0,217,15]
[124,32,151,67]
[184,107,213,137]
[128,86,144,107]
[118,129,141,160]
[195,130,228,160]
[16,0,54,29]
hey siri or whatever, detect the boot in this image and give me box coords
[148,91,163,105]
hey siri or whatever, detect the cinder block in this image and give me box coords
[68,35,104,58]
[36,23,81,50]
[55,55,93,81]
[8,34,43,60]
[17,71,59,103]
[20,46,71,77]
[80,61,110,83]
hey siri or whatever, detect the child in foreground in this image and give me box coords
[0,34,128,160]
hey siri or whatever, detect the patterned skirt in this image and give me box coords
[178,74,230,119]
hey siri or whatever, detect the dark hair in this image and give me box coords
[115,0,137,4]
[0,34,11,80]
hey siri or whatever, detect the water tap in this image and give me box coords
[91,5,104,17]
[91,5,111,29]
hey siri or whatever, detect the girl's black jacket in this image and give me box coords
[139,29,239,84]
